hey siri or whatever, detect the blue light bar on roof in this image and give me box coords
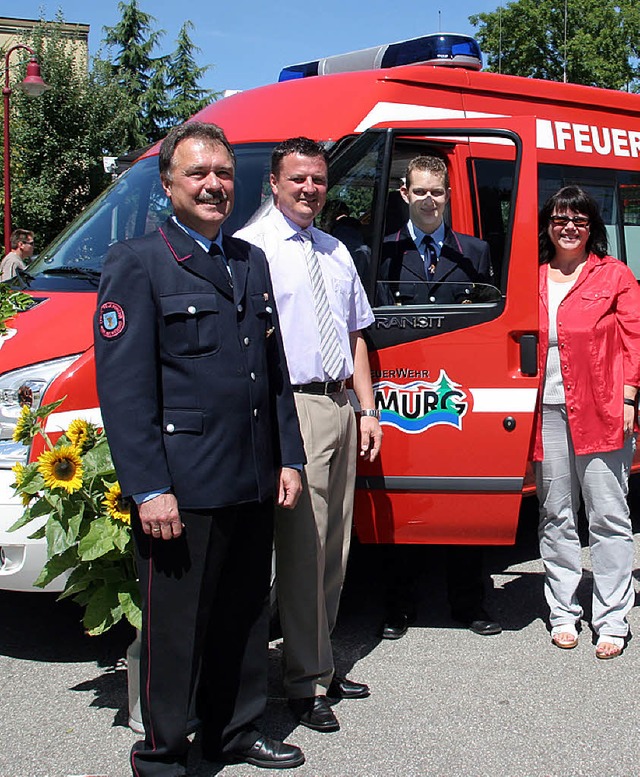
[278,33,482,82]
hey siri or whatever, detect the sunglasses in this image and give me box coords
[549,215,590,229]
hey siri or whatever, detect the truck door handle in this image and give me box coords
[519,333,538,376]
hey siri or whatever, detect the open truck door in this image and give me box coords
[322,117,541,545]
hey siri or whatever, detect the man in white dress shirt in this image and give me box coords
[236,137,382,733]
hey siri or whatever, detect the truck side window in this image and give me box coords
[621,180,640,279]
[538,165,640,279]
[321,135,387,289]
[375,148,502,308]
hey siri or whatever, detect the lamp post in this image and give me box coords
[3,45,50,255]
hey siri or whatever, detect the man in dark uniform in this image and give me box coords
[94,122,306,776]
[376,155,501,639]
[376,155,493,306]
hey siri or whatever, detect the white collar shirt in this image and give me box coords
[235,207,374,385]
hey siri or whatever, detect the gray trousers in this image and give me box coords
[535,403,635,637]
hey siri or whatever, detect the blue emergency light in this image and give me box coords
[278,33,482,82]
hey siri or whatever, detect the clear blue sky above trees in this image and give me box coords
[3,0,498,92]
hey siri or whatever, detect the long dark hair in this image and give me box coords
[538,186,608,264]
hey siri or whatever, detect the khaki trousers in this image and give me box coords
[275,390,357,698]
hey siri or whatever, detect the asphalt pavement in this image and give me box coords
[3,489,640,777]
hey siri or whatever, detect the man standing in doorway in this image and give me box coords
[236,137,382,733]
[377,154,501,640]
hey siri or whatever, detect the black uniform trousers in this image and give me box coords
[130,500,273,777]
[384,544,487,619]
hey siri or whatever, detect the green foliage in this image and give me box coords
[0,286,35,335]
[101,0,167,147]
[101,2,217,144]
[470,0,640,90]
[2,3,217,249]
[9,406,140,636]
[165,22,219,128]
[4,14,134,249]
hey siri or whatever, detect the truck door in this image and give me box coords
[323,117,540,545]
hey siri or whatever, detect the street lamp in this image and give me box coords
[3,45,50,255]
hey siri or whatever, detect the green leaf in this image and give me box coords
[33,547,77,587]
[25,497,52,519]
[45,516,75,556]
[112,521,133,553]
[77,516,118,560]
[82,438,115,477]
[118,582,142,631]
[66,509,85,545]
[35,397,67,423]
[8,506,35,533]
[82,582,123,635]
[57,565,91,599]
[27,525,46,540]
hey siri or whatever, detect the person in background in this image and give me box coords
[376,155,492,306]
[236,137,382,735]
[95,121,306,775]
[1,229,35,281]
[377,154,501,640]
[534,185,640,659]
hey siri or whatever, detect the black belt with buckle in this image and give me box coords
[292,380,345,395]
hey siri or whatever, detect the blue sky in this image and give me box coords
[3,0,500,93]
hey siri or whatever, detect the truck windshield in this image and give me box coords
[25,143,276,288]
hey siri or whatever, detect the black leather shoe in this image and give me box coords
[289,696,340,732]
[380,609,416,640]
[452,608,502,636]
[327,675,370,699]
[225,735,305,769]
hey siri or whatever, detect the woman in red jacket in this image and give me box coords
[534,185,640,659]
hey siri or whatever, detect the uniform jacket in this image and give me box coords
[376,223,493,305]
[94,217,304,510]
[532,253,640,460]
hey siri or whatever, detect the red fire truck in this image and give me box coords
[1,33,639,589]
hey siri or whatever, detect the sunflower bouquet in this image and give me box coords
[9,400,141,635]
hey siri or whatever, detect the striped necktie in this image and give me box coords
[298,229,343,379]
[422,235,437,279]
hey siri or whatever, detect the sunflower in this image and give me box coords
[12,405,36,444]
[104,482,131,524]
[66,418,95,453]
[37,446,83,493]
[12,462,33,505]
[12,461,26,489]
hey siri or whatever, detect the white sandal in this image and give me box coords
[551,623,578,649]
[595,635,624,660]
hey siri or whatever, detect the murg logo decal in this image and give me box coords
[373,370,468,433]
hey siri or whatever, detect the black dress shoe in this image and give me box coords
[380,609,416,640]
[289,695,340,732]
[225,735,305,769]
[327,675,370,699]
[452,608,502,636]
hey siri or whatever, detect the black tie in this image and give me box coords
[209,242,233,288]
[422,235,437,279]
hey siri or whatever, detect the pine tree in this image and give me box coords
[101,0,166,146]
[165,21,218,129]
